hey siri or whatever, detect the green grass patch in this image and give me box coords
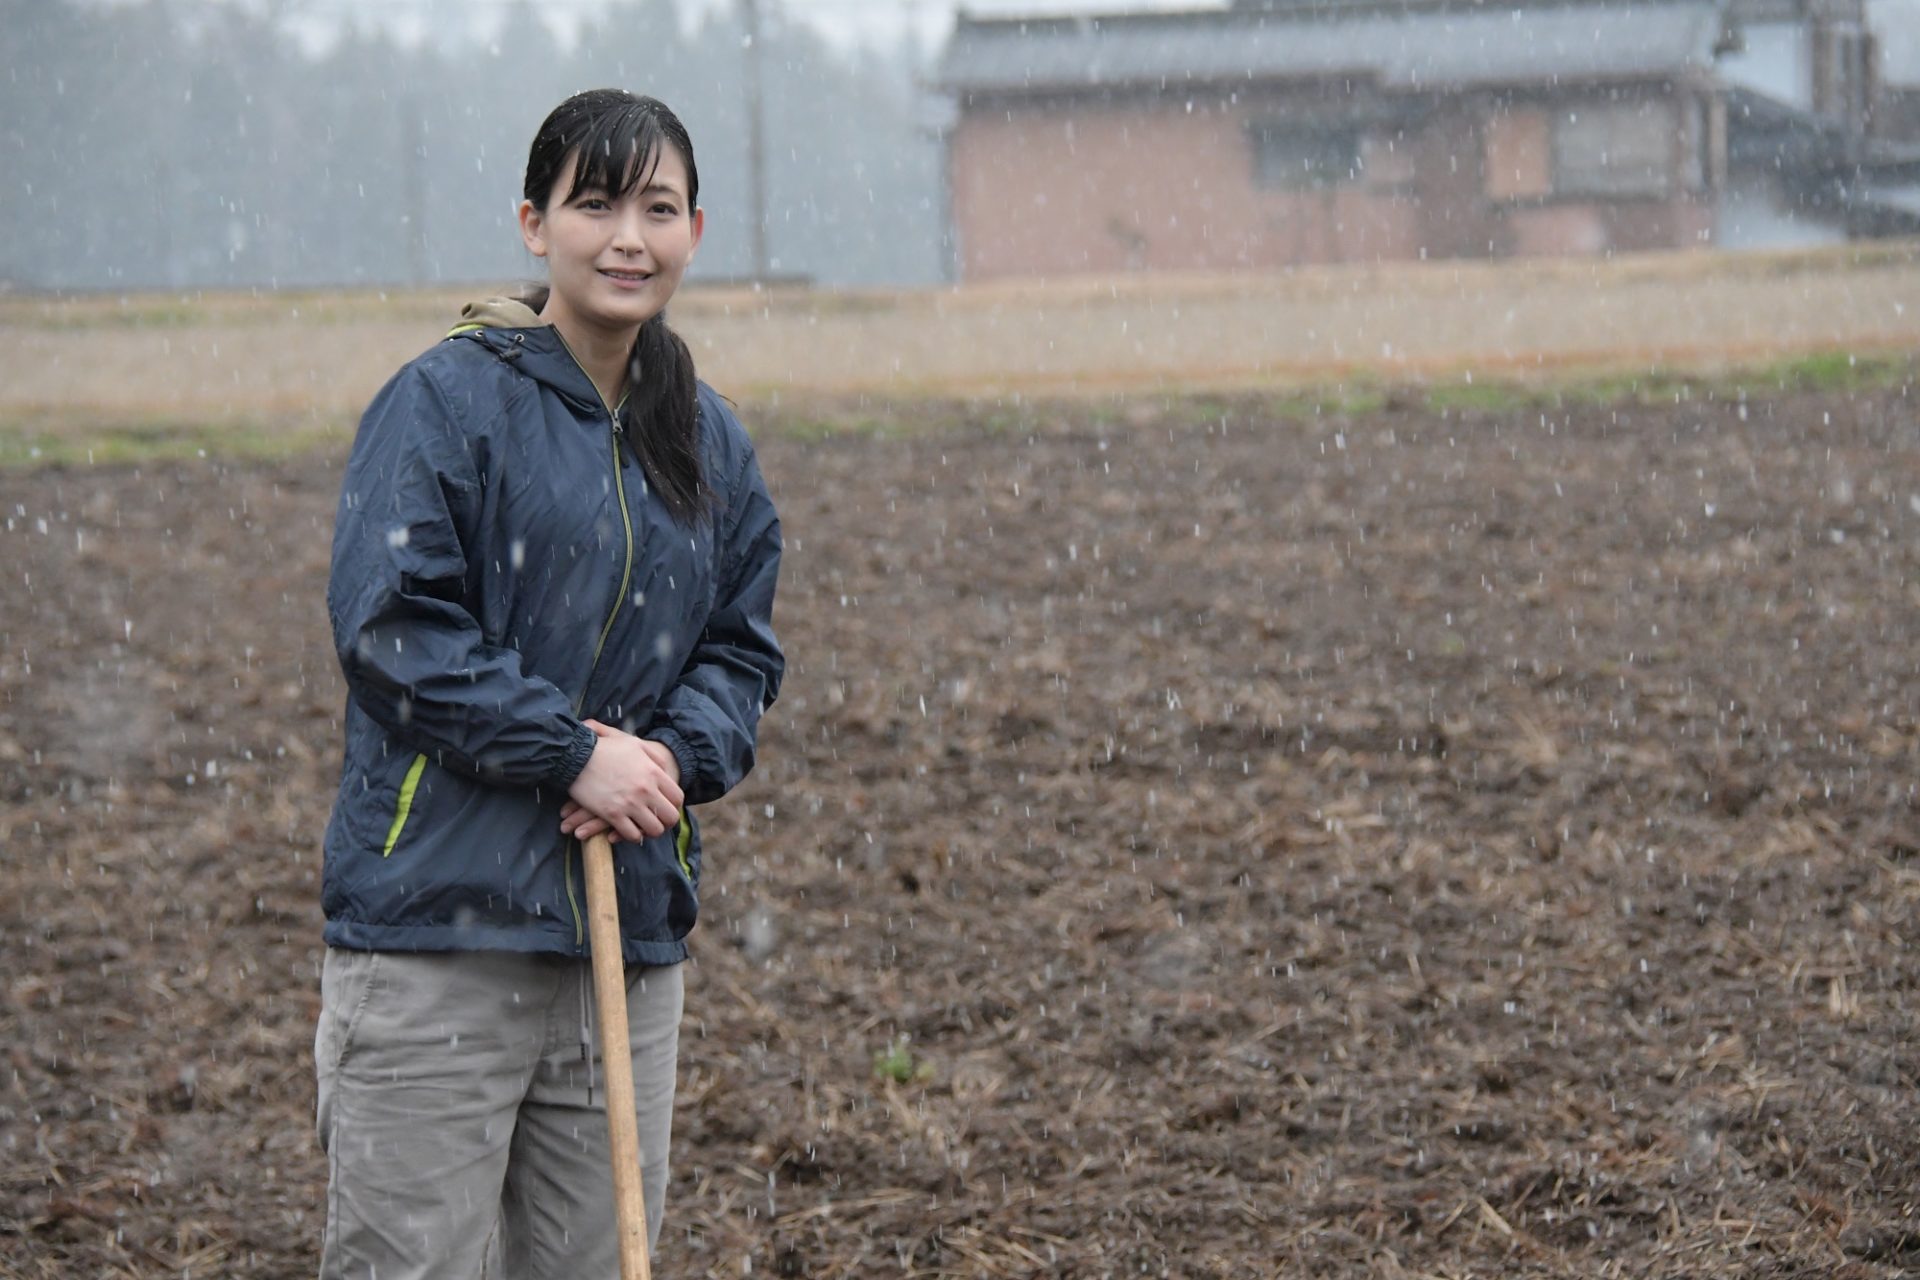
[0,413,352,469]
[1219,349,1914,431]
[1549,350,1915,409]
[1755,349,1909,393]
[772,414,901,442]
[1332,384,1391,416]
[1261,379,1391,421]
[1398,349,1914,419]
[4,347,1909,469]
[1179,393,1240,422]
[1424,380,1533,414]
[759,348,1912,442]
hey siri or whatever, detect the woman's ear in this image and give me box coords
[517,199,548,258]
[688,206,705,260]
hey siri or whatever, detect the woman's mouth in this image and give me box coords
[600,268,652,286]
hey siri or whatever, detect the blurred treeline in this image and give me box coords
[0,0,947,291]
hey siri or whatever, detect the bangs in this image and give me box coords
[564,103,673,202]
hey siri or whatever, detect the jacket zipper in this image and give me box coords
[553,331,636,950]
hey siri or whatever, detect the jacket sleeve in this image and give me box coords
[647,433,785,806]
[328,360,597,790]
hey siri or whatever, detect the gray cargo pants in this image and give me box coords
[314,947,683,1280]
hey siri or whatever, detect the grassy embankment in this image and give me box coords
[1,240,1915,465]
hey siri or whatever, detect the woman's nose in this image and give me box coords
[610,205,648,255]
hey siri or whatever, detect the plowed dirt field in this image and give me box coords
[5,382,1920,1277]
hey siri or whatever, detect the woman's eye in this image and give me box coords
[651,203,679,216]
[578,196,610,211]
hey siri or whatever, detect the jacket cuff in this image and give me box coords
[650,728,701,801]
[546,721,598,790]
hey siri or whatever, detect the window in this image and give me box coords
[1251,123,1364,190]
[1552,101,1673,198]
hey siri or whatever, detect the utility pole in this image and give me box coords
[401,95,429,286]
[741,0,770,282]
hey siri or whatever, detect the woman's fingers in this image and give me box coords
[566,725,682,840]
[651,795,681,834]
[562,808,608,839]
[560,800,602,836]
[561,796,675,840]
[563,808,673,841]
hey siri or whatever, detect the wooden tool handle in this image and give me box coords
[583,832,652,1280]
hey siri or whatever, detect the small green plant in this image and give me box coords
[872,1036,933,1085]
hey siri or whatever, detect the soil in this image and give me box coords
[4,384,1920,1278]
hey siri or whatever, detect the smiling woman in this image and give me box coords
[519,121,702,343]
[513,89,711,522]
[315,89,784,1279]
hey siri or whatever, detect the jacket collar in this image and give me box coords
[448,297,608,415]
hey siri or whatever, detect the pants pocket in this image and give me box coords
[313,947,382,1150]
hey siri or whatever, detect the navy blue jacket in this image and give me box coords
[322,304,783,965]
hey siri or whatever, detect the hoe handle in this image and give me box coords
[583,832,653,1280]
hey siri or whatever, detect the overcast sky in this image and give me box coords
[241,0,1920,83]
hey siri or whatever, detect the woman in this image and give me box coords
[315,89,782,1278]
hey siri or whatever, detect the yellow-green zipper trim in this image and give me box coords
[675,812,694,880]
[552,329,636,948]
[381,753,428,857]
[564,840,585,947]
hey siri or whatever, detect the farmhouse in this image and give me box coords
[932,0,1914,279]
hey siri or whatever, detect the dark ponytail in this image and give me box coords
[625,314,706,519]
[523,89,712,524]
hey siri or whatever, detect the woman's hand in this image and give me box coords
[562,720,684,842]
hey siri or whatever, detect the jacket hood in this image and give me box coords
[447,295,606,413]
[451,296,548,333]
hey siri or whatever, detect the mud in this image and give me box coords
[4,384,1920,1277]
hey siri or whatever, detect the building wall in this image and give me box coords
[1483,92,1718,255]
[948,84,1715,280]
[948,91,1420,278]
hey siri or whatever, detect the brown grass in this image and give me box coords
[0,241,1915,435]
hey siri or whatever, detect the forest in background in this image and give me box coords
[0,0,949,291]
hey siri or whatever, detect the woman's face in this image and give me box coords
[518,144,704,341]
